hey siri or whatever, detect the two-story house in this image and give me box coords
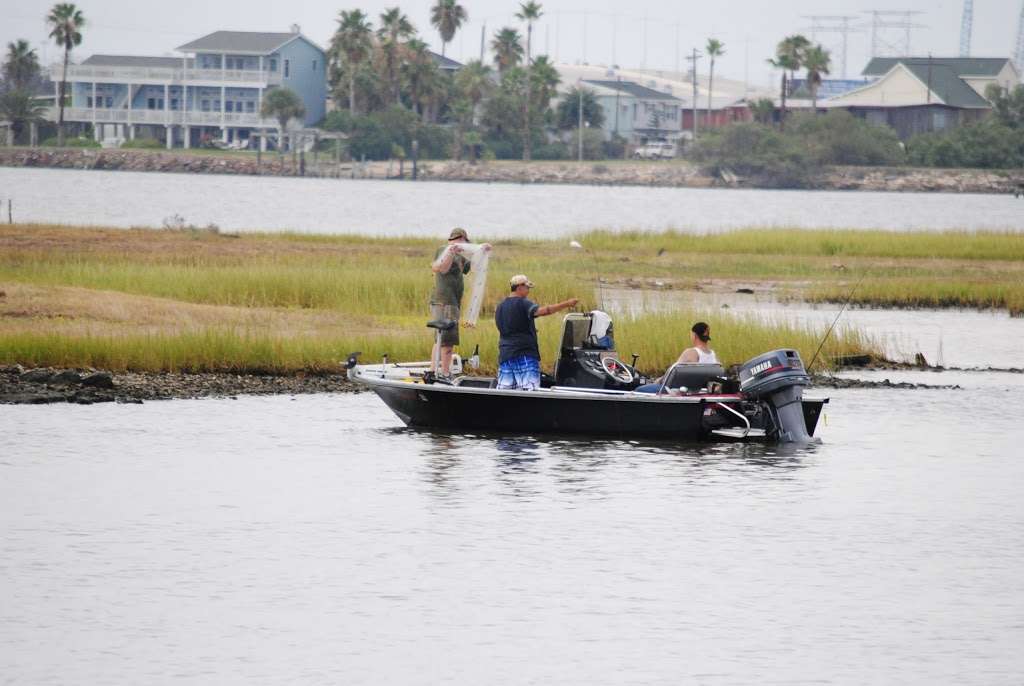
[580,79,684,148]
[49,27,326,149]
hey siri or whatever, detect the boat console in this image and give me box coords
[553,312,641,390]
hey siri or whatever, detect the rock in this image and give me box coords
[50,370,83,386]
[735,288,755,294]
[81,372,115,389]
[0,390,67,404]
[1,363,25,375]
[20,368,53,384]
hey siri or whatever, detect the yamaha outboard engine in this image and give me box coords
[739,349,812,442]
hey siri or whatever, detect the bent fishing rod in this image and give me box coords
[807,271,868,372]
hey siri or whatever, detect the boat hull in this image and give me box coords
[358,374,828,441]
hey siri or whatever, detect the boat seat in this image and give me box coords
[426,318,457,331]
[659,363,726,393]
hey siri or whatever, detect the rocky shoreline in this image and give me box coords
[0,363,985,406]
[0,365,357,405]
[3,147,1022,194]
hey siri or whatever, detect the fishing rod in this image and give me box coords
[807,271,868,372]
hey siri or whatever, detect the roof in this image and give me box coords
[176,31,310,55]
[900,62,991,108]
[430,51,462,71]
[863,57,1012,77]
[82,54,192,68]
[583,80,682,101]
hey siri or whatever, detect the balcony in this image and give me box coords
[47,106,276,128]
[54,63,282,86]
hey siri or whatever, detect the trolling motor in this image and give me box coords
[738,349,812,442]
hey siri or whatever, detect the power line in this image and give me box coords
[803,15,861,79]
[865,10,926,58]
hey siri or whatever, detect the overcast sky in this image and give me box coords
[5,0,1021,88]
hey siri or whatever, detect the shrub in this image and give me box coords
[533,142,569,160]
[41,136,100,148]
[788,110,904,166]
[566,128,606,160]
[120,138,163,149]
[693,122,817,188]
[907,119,1024,169]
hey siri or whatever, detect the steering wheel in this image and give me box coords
[601,357,635,384]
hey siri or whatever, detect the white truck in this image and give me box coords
[632,141,677,160]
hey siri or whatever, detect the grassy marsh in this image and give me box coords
[2,224,1020,374]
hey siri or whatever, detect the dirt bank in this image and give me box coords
[2,147,1022,193]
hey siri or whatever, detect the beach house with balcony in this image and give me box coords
[49,26,326,149]
[581,79,684,147]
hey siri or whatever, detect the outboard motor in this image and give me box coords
[739,349,812,442]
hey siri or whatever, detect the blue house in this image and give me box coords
[50,26,326,149]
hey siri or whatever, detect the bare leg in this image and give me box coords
[440,345,454,375]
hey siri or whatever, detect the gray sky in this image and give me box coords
[4,0,1021,88]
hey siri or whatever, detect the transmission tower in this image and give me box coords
[865,10,926,58]
[1015,1,1024,77]
[803,15,861,78]
[959,0,974,56]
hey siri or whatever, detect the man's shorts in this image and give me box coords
[497,355,541,390]
[429,303,460,346]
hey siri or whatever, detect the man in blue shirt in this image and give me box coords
[495,274,578,390]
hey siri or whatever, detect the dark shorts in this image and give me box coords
[430,303,460,346]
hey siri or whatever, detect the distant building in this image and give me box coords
[826,57,1020,139]
[48,27,327,148]
[581,79,684,145]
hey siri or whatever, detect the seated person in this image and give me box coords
[635,322,719,393]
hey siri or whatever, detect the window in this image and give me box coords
[246,101,255,113]
[157,99,164,110]
[284,59,290,78]
[269,58,277,72]
[201,99,210,111]
[87,96,93,107]
[312,59,317,72]
[226,101,234,113]
[105,96,113,108]
[147,97,156,110]
[170,99,179,111]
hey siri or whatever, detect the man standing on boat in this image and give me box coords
[495,275,578,390]
[431,228,491,377]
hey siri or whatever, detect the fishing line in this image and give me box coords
[807,271,868,373]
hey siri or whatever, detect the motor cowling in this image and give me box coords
[739,349,812,442]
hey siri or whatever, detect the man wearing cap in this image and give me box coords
[429,228,473,377]
[494,275,578,390]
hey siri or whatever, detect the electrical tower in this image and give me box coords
[803,15,861,78]
[1015,1,1024,78]
[959,0,974,56]
[865,10,926,58]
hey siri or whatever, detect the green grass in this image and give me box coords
[3,223,1019,374]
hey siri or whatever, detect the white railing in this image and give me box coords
[55,63,281,86]
[47,106,273,127]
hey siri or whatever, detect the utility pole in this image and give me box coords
[803,15,861,79]
[642,15,648,70]
[674,23,681,76]
[686,49,701,141]
[1014,1,1024,76]
[582,9,588,63]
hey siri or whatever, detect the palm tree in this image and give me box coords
[454,59,494,124]
[529,55,560,111]
[705,38,725,124]
[0,90,46,143]
[803,44,831,112]
[403,38,443,120]
[556,86,604,130]
[430,0,467,59]
[770,34,809,130]
[749,97,775,125]
[378,7,415,104]
[47,3,85,146]
[260,87,305,157]
[3,40,41,91]
[491,27,524,74]
[330,10,374,114]
[515,2,543,161]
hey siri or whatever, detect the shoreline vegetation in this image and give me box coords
[3,147,1024,194]
[2,224,1023,403]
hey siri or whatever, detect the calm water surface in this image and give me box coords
[3,167,1023,236]
[2,371,1023,684]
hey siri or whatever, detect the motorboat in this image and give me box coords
[347,312,828,442]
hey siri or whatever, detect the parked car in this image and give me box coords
[633,141,677,160]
